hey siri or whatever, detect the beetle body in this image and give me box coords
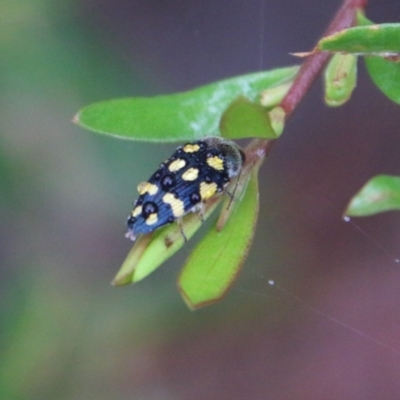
[126,136,245,241]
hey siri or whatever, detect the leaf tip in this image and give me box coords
[71,112,81,126]
[177,281,224,311]
[110,278,119,286]
[111,273,133,286]
[177,286,197,311]
[269,106,286,137]
[290,51,315,58]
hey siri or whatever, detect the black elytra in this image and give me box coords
[126,136,245,241]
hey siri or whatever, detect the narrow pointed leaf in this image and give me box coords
[113,197,221,285]
[319,24,400,54]
[73,66,298,142]
[178,167,260,310]
[324,53,357,107]
[345,175,400,217]
[112,234,152,285]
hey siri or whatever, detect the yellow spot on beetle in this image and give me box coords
[145,213,158,225]
[169,159,186,172]
[207,156,224,171]
[137,182,158,195]
[132,205,142,217]
[183,144,200,153]
[182,167,199,181]
[163,193,185,217]
[200,182,217,200]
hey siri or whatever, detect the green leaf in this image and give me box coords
[356,13,400,104]
[356,10,372,27]
[178,166,260,310]
[260,81,292,107]
[324,53,357,107]
[112,197,222,285]
[365,56,400,104]
[73,66,298,142]
[219,96,282,139]
[268,107,285,137]
[112,235,153,285]
[345,175,400,217]
[319,24,400,54]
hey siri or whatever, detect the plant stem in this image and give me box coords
[246,0,368,162]
[281,0,368,117]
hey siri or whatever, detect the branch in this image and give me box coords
[281,0,368,117]
[246,0,368,162]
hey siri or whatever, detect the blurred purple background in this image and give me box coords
[1,1,400,399]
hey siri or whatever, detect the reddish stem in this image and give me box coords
[246,0,368,162]
[281,0,368,117]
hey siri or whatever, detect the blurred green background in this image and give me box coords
[2,1,400,399]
